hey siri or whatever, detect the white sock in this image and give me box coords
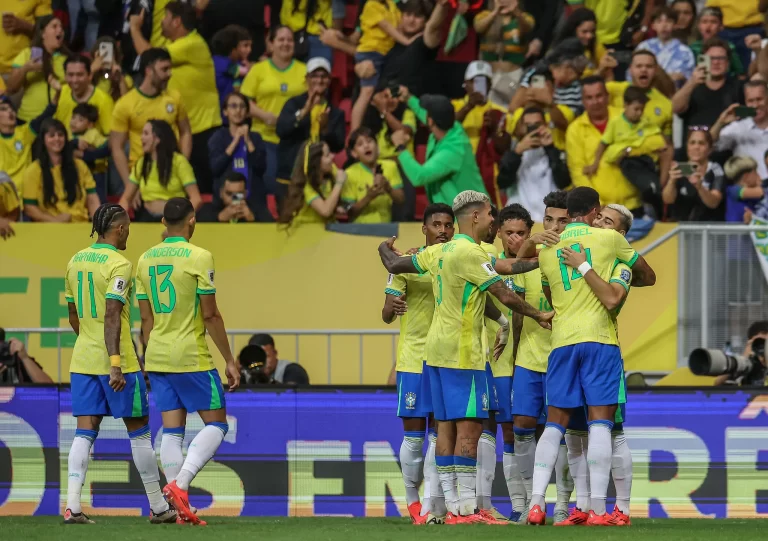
[502,443,526,513]
[160,427,185,482]
[423,431,442,516]
[555,439,574,513]
[129,425,169,514]
[454,456,477,516]
[587,421,613,516]
[436,456,457,514]
[175,423,227,491]
[530,424,564,509]
[611,430,633,515]
[400,431,424,505]
[565,431,590,511]
[513,426,536,502]
[476,430,496,510]
[67,429,96,514]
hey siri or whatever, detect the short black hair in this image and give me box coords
[90,203,127,238]
[580,75,606,88]
[226,172,247,183]
[139,48,171,76]
[400,0,433,17]
[165,1,197,31]
[163,197,194,225]
[543,190,568,210]
[423,203,454,225]
[498,203,533,230]
[566,186,601,218]
[624,86,649,106]
[631,49,657,64]
[239,344,267,368]
[210,24,251,56]
[652,6,678,23]
[744,80,768,94]
[72,103,99,124]
[748,321,768,340]
[522,106,545,119]
[702,37,730,55]
[282,363,310,385]
[249,333,275,347]
[347,126,376,153]
[419,94,455,131]
[490,204,499,220]
[64,53,91,73]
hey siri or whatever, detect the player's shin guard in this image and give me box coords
[503,443,526,513]
[67,429,97,514]
[400,431,425,505]
[476,430,496,510]
[160,426,185,482]
[423,430,439,516]
[555,439,574,515]
[586,420,613,516]
[175,422,228,491]
[454,456,477,516]
[513,426,536,501]
[565,431,590,511]
[530,423,565,509]
[436,455,458,514]
[611,431,633,515]
[129,425,169,514]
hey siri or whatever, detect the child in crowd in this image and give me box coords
[210,25,253,118]
[342,127,405,223]
[634,7,695,86]
[70,103,109,202]
[724,156,764,224]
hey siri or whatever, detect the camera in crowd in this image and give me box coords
[0,329,18,368]
[239,345,272,384]
[689,338,767,386]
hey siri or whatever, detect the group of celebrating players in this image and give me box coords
[379,186,657,526]
[63,198,240,526]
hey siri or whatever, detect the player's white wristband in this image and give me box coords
[495,314,509,328]
[577,261,592,276]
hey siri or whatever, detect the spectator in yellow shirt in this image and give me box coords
[0,94,57,189]
[556,8,612,79]
[7,15,67,123]
[119,119,201,221]
[342,127,405,223]
[90,37,134,101]
[22,118,99,222]
[0,172,21,222]
[70,103,109,202]
[365,88,416,159]
[54,54,114,137]
[280,0,333,64]
[0,1,52,76]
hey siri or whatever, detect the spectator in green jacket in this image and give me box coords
[391,87,487,206]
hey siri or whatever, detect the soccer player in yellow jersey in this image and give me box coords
[528,187,656,527]
[378,190,552,525]
[63,204,176,525]
[558,204,636,527]
[135,198,240,526]
[382,203,455,524]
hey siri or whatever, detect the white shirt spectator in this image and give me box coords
[504,147,558,222]
[716,117,768,179]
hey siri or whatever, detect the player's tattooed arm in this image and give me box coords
[487,281,553,329]
[493,257,539,275]
[629,254,657,287]
[517,230,561,258]
[67,302,80,336]
[484,299,502,321]
[104,299,127,392]
[379,237,419,274]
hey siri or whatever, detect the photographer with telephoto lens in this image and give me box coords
[0,328,54,384]
[689,321,768,386]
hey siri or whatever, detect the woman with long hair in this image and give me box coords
[556,8,611,79]
[671,0,697,44]
[119,120,201,221]
[90,37,133,101]
[21,118,99,222]
[278,140,346,226]
[7,15,68,123]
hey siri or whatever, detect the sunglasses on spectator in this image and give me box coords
[688,125,709,132]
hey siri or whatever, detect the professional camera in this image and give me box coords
[0,341,18,367]
[689,338,767,385]
[238,344,272,384]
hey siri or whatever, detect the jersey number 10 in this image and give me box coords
[556,244,593,292]
[148,265,177,313]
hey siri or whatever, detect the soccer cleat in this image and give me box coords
[445,512,484,525]
[63,508,94,524]
[150,507,178,524]
[408,502,427,525]
[425,513,446,525]
[508,511,523,523]
[489,507,508,521]
[586,510,621,526]
[554,507,589,526]
[163,481,203,526]
[527,504,546,525]
[475,509,509,525]
[611,508,631,526]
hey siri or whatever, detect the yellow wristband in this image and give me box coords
[110,355,121,368]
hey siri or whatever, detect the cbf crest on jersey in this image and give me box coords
[166,103,175,113]
[481,392,489,411]
[405,392,416,410]
[15,141,23,152]
[620,268,631,283]
[280,83,288,93]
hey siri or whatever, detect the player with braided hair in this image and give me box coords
[63,203,176,525]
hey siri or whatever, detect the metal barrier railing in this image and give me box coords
[5,328,399,384]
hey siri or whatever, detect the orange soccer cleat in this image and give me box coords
[408,502,427,525]
[475,509,509,525]
[163,481,204,526]
[554,507,589,526]
[527,504,546,525]
[611,507,631,526]
[445,512,484,525]
[586,510,621,526]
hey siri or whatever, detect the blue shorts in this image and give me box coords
[486,362,499,412]
[494,376,513,423]
[511,366,547,424]
[396,370,431,417]
[546,343,625,408]
[354,51,385,87]
[568,403,627,433]
[426,365,490,421]
[71,372,148,419]
[149,370,226,413]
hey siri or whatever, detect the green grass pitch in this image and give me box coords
[5,517,768,541]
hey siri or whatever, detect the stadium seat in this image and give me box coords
[334,149,348,168]
[344,5,358,30]
[267,195,278,219]
[201,193,213,204]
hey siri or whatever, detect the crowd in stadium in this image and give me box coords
[0,0,767,237]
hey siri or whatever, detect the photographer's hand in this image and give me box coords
[8,339,53,383]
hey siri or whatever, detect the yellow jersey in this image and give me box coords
[606,82,672,139]
[581,0,629,46]
[453,97,514,153]
[75,127,109,174]
[357,0,402,55]
[610,261,632,321]
[385,258,434,373]
[55,85,114,136]
[64,244,140,375]
[166,30,222,134]
[510,267,552,373]
[240,59,307,144]
[0,124,37,188]
[601,113,666,163]
[130,152,196,202]
[151,0,173,48]
[539,222,638,350]
[480,241,500,368]
[280,0,333,35]
[295,177,334,225]
[491,252,516,377]
[0,180,20,217]
[413,234,502,371]
[341,160,403,223]
[112,88,187,166]
[0,0,51,74]
[509,104,575,150]
[135,237,217,373]
[21,159,96,221]
[11,48,66,122]
[96,73,134,97]
[377,109,416,159]
[706,0,763,28]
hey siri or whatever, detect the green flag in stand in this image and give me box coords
[444,3,469,54]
